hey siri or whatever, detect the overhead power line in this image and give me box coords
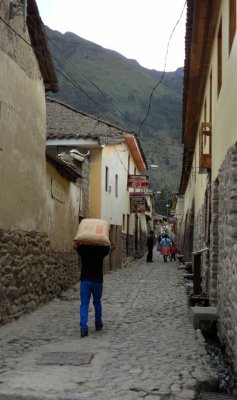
[0,13,138,132]
[137,0,187,136]
[1,4,185,173]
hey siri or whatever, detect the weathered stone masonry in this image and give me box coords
[187,145,237,371]
[0,229,79,325]
[209,180,219,306]
[216,144,237,370]
[193,202,210,294]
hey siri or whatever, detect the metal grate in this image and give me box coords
[36,351,94,366]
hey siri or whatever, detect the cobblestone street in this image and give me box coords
[0,250,216,400]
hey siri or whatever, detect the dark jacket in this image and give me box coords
[76,244,110,282]
[147,232,155,248]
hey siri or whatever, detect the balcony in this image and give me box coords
[199,122,212,171]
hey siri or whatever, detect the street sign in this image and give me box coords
[130,192,145,213]
[127,175,149,189]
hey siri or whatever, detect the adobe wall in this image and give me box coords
[46,159,90,252]
[0,1,48,232]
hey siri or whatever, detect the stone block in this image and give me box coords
[190,306,218,329]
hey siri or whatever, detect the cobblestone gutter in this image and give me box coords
[0,229,79,325]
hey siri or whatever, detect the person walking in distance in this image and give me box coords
[159,233,171,262]
[146,230,155,262]
[170,240,180,261]
[73,239,115,338]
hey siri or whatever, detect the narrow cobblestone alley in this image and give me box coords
[0,250,216,400]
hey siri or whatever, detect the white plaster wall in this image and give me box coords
[101,143,131,226]
[101,143,138,235]
[46,162,80,252]
[212,5,237,180]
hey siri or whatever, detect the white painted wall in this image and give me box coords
[46,162,80,251]
[101,143,132,227]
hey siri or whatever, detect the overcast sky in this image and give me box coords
[36,0,187,72]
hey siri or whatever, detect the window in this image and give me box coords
[229,0,236,54]
[115,174,118,197]
[199,123,212,170]
[217,19,222,96]
[105,166,109,192]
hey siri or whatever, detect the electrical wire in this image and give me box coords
[137,0,187,136]
[14,0,186,148]
[24,11,139,131]
[45,32,138,129]
[0,12,138,132]
[2,5,184,176]
[0,13,140,174]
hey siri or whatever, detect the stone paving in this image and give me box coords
[0,251,217,400]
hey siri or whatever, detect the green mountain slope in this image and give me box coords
[45,27,183,212]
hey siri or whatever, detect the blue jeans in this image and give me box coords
[80,280,103,332]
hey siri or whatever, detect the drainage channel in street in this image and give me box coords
[198,393,237,399]
[195,322,237,399]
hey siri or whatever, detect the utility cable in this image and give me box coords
[25,13,139,131]
[137,0,187,136]
[0,14,139,173]
[1,10,183,174]
[0,13,138,132]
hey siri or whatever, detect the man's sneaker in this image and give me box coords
[81,330,88,338]
[95,324,103,331]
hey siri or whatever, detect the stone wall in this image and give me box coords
[0,229,79,325]
[122,233,135,265]
[183,204,195,262]
[209,181,219,306]
[216,144,237,370]
[80,158,90,218]
[135,230,147,259]
[193,206,204,252]
[193,203,210,293]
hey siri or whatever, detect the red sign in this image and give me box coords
[127,175,149,189]
[130,192,145,213]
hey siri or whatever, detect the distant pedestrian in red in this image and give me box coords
[170,241,180,261]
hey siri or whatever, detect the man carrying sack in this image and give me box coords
[73,219,115,338]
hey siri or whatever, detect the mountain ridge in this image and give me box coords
[45,26,184,210]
